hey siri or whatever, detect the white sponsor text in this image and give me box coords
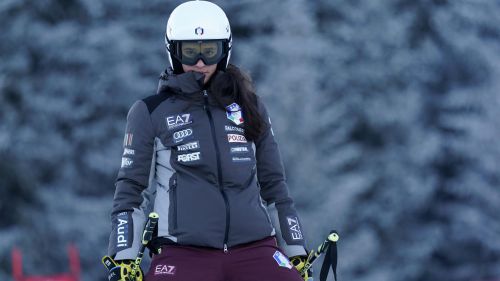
[230,146,249,153]
[155,265,176,275]
[178,152,201,163]
[123,148,135,155]
[177,141,199,151]
[121,157,133,168]
[166,114,192,130]
[287,216,303,240]
[225,125,244,133]
[116,216,128,247]
[227,134,247,143]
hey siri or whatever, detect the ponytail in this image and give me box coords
[210,64,265,141]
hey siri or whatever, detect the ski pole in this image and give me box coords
[301,230,339,277]
[128,212,159,281]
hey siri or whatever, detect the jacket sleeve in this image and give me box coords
[108,100,155,259]
[255,99,307,257]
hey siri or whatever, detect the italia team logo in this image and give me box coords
[273,251,293,269]
[226,103,244,125]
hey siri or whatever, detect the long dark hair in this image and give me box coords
[210,64,265,141]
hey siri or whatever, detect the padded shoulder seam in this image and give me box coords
[142,92,173,114]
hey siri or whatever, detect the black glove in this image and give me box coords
[103,257,143,281]
[290,255,313,281]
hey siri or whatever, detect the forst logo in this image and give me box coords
[177,152,201,163]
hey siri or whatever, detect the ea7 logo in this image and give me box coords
[155,264,176,275]
[287,216,303,240]
[166,114,192,130]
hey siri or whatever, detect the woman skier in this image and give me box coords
[107,1,311,280]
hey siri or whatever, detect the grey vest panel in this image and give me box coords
[154,137,173,188]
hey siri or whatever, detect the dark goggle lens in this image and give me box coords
[175,40,225,65]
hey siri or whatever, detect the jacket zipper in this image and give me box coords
[203,90,230,253]
[171,177,177,229]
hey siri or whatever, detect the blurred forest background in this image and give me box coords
[1,0,499,280]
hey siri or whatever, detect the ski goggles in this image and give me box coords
[171,40,229,66]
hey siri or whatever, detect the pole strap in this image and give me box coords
[319,230,338,281]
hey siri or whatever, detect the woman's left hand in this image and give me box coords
[290,255,313,281]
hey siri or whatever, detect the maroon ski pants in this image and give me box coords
[145,237,304,281]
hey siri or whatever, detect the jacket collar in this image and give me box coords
[157,68,206,95]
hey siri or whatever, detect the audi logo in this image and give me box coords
[174,128,193,140]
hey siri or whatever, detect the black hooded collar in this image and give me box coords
[157,68,207,95]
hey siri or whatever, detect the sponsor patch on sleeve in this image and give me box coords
[273,251,293,269]
[121,157,133,168]
[123,148,135,156]
[287,216,303,240]
[115,212,132,250]
[123,133,133,147]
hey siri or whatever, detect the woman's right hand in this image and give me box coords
[106,259,143,281]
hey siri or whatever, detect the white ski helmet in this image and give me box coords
[165,1,232,73]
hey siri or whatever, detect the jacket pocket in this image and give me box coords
[243,167,257,189]
[168,174,178,231]
[256,181,273,225]
[259,199,273,226]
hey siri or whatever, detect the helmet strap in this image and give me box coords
[171,55,184,74]
[216,56,229,72]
